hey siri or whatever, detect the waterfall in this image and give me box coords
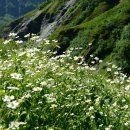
[40,0,77,39]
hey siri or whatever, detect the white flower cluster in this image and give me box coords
[9,121,26,129]
[10,73,23,80]
[3,95,20,109]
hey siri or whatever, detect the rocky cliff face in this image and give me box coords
[2,0,130,73]
[3,0,77,38]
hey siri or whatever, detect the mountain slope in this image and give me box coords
[0,0,43,31]
[2,0,130,73]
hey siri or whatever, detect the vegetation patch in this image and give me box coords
[0,33,130,129]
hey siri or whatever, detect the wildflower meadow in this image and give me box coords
[0,33,130,130]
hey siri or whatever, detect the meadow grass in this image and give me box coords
[0,34,130,130]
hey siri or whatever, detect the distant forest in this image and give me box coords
[0,0,43,31]
[0,0,43,17]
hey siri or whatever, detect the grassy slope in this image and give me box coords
[50,0,130,73]
[2,0,130,72]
